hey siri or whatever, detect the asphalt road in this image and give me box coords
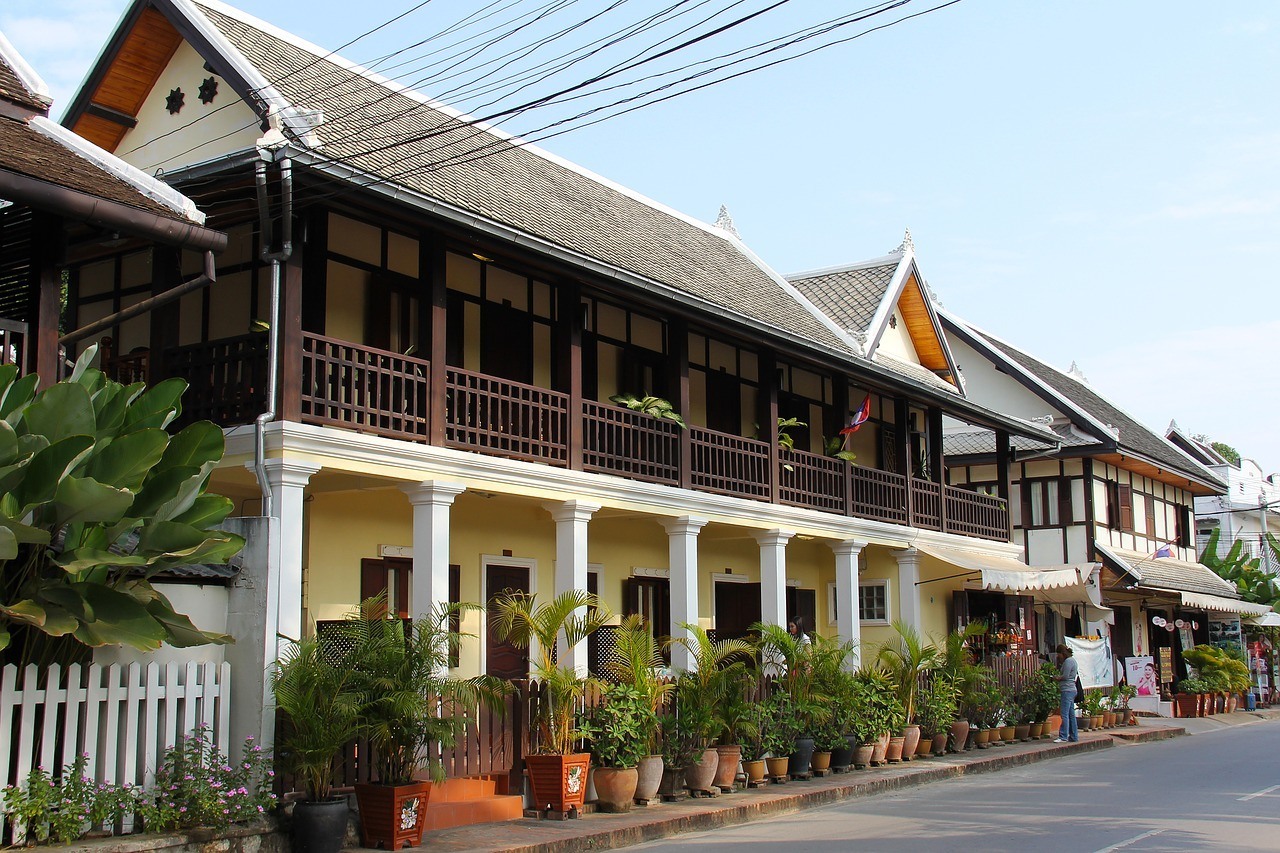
[629,722,1280,852]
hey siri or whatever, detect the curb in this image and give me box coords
[1109,725,1184,744]
[426,738,1115,852]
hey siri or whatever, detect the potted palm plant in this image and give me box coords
[272,633,363,853]
[603,615,673,803]
[878,621,940,761]
[936,622,984,752]
[491,590,610,814]
[667,623,753,793]
[580,684,656,812]
[753,622,831,776]
[344,597,504,849]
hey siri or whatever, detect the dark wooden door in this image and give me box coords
[361,557,410,618]
[481,301,533,383]
[786,587,817,638]
[486,564,530,679]
[714,581,761,640]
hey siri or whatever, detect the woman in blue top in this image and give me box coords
[1054,643,1079,743]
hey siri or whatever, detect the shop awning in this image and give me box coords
[914,543,1112,622]
[1247,611,1280,627]
[1178,591,1273,617]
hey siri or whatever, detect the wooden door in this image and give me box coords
[786,587,817,638]
[714,581,761,640]
[623,576,672,663]
[486,564,530,679]
[361,557,410,618]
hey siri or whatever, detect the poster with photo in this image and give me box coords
[1209,617,1242,648]
[1125,656,1157,697]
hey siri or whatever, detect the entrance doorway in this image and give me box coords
[714,579,761,640]
[485,564,530,679]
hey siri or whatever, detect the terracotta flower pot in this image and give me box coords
[1047,713,1062,735]
[714,745,741,789]
[1015,723,1031,741]
[593,767,638,813]
[684,747,719,794]
[949,720,970,752]
[658,767,685,798]
[354,780,431,849]
[634,755,663,803]
[900,725,921,762]
[811,751,832,772]
[871,733,889,766]
[974,728,990,749]
[914,736,933,758]
[765,756,790,779]
[854,743,875,769]
[1029,721,1043,738]
[743,759,767,784]
[931,733,948,756]
[1001,724,1016,743]
[886,735,906,763]
[525,754,590,813]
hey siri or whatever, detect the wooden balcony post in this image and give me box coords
[428,246,448,445]
[761,352,779,504]
[555,282,583,470]
[894,397,911,523]
[929,406,945,533]
[28,211,62,386]
[996,429,1014,541]
[834,379,851,515]
[150,245,182,384]
[668,319,692,489]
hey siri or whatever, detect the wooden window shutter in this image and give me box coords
[1019,481,1032,529]
[1118,484,1134,532]
[951,589,971,633]
[1058,478,1073,525]
[360,558,384,603]
[1144,497,1157,539]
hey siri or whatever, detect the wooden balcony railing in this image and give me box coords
[690,427,771,500]
[444,367,569,466]
[780,448,846,513]
[301,333,430,439]
[943,483,1009,540]
[583,400,680,485]
[164,333,267,427]
[911,477,943,531]
[851,466,909,525]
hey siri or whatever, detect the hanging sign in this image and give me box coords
[1065,635,1114,688]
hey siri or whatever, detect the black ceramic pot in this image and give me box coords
[292,798,349,853]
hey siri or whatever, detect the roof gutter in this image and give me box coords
[0,167,226,252]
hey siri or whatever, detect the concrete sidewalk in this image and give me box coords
[1162,705,1280,736]
[422,721,1192,853]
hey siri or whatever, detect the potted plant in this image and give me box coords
[1113,683,1138,725]
[917,677,958,757]
[272,633,363,853]
[753,623,832,776]
[344,598,504,849]
[852,665,901,767]
[490,590,610,814]
[878,621,939,761]
[1176,677,1206,718]
[673,674,722,793]
[1032,663,1061,738]
[760,692,799,780]
[937,623,985,752]
[580,684,657,812]
[738,699,770,784]
[603,615,674,803]
[667,623,753,793]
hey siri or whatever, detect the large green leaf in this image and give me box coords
[0,525,17,560]
[21,382,96,444]
[0,458,32,498]
[121,378,187,433]
[0,515,51,546]
[86,428,168,490]
[14,435,95,513]
[52,476,135,527]
[0,419,19,466]
[67,344,99,384]
[137,520,211,553]
[128,466,198,519]
[173,494,235,530]
[52,548,150,573]
[153,421,224,475]
[91,383,130,440]
[2,599,48,627]
[0,626,9,652]
[0,364,18,400]
[0,372,39,423]
[37,585,93,622]
[142,533,244,574]
[142,589,233,647]
[69,584,166,650]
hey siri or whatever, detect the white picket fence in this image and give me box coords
[0,661,231,829]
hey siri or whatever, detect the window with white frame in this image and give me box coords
[827,579,891,625]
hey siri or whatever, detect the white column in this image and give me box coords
[662,516,707,672]
[402,481,466,625]
[262,459,320,655]
[756,529,794,629]
[895,546,922,630]
[546,500,600,676]
[831,539,866,670]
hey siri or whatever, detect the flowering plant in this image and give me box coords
[136,727,275,832]
[2,754,135,844]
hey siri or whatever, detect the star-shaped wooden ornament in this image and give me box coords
[165,87,185,114]
[198,76,218,105]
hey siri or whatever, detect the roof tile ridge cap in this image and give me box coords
[28,116,205,223]
[0,32,52,105]
[195,1,740,242]
[722,230,863,356]
[785,251,905,282]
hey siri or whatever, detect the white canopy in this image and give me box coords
[1247,611,1280,627]
[1179,591,1273,617]
[914,543,1112,623]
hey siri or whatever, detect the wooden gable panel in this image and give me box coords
[897,274,951,376]
[70,7,182,152]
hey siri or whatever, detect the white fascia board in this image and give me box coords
[227,420,1024,556]
[0,32,52,104]
[863,247,915,355]
[785,252,904,283]
[171,0,294,117]
[29,116,205,223]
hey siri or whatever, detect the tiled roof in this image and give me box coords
[1098,544,1238,598]
[0,40,51,113]
[980,337,1221,488]
[942,428,1059,457]
[194,3,853,356]
[0,118,185,219]
[787,259,900,340]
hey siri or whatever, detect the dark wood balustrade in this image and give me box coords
[911,477,943,531]
[164,333,267,427]
[301,333,430,439]
[780,448,846,513]
[690,427,771,500]
[583,400,681,485]
[850,466,910,525]
[445,367,569,466]
[943,483,1009,540]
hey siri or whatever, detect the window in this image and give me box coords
[1106,482,1133,532]
[1021,478,1072,528]
[859,580,890,624]
[1177,505,1193,548]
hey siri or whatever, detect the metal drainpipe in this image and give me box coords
[252,153,293,518]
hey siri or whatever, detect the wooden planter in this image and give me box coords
[354,781,431,850]
[525,753,591,813]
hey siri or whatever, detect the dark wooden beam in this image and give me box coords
[556,280,583,470]
[28,211,63,387]
[84,102,138,129]
[996,429,1013,542]
[427,244,448,446]
[669,318,691,490]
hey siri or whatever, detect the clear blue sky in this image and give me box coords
[5,0,1278,474]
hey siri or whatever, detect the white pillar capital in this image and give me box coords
[753,528,796,548]
[661,515,708,537]
[544,500,602,524]
[402,480,466,507]
[256,458,321,490]
[896,545,920,567]
[829,539,867,559]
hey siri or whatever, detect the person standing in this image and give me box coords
[1054,643,1079,743]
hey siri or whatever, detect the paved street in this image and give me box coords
[630,721,1280,852]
